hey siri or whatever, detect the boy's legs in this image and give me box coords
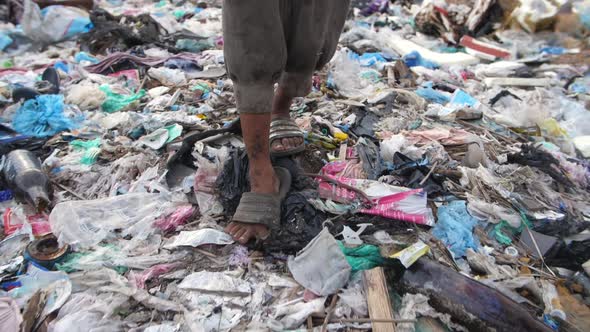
[223,0,286,242]
[223,0,350,243]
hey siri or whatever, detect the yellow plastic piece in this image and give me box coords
[390,241,430,268]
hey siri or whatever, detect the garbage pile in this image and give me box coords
[0,0,589,331]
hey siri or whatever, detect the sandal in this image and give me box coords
[232,167,292,238]
[269,118,305,157]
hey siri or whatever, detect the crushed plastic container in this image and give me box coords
[2,150,50,209]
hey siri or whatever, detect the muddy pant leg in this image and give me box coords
[223,0,287,114]
[279,0,351,97]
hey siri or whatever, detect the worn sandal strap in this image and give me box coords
[269,130,304,141]
[233,192,281,227]
[269,119,304,142]
[271,118,300,127]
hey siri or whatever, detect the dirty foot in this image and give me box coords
[270,115,304,154]
[225,222,270,245]
[225,167,279,244]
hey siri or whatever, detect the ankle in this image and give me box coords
[249,164,278,193]
[272,88,294,118]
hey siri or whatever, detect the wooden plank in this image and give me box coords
[363,267,395,332]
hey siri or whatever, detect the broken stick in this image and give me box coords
[363,267,396,332]
[304,173,373,206]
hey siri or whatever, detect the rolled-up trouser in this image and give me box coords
[223,0,351,114]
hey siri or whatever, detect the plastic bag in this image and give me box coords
[317,171,435,226]
[380,134,407,162]
[270,297,326,330]
[74,52,99,64]
[47,292,126,332]
[179,270,251,296]
[3,207,51,236]
[21,0,92,44]
[8,263,69,307]
[194,148,228,217]
[56,244,126,274]
[65,83,106,111]
[137,124,183,150]
[129,263,181,289]
[153,205,195,232]
[148,67,188,87]
[0,297,22,332]
[175,38,215,52]
[70,138,101,165]
[49,193,180,248]
[415,82,451,104]
[57,245,186,273]
[12,95,80,138]
[339,242,385,273]
[0,34,13,51]
[163,228,233,249]
[403,50,438,69]
[99,85,146,113]
[466,194,521,227]
[432,200,480,258]
[287,228,352,296]
[329,49,388,101]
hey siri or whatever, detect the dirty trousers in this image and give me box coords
[223,0,350,114]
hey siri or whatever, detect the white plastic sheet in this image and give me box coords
[164,229,234,249]
[49,193,180,248]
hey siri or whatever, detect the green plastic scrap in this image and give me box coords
[173,9,186,19]
[99,84,146,113]
[360,69,381,82]
[70,138,101,165]
[56,245,128,274]
[164,124,183,143]
[176,39,213,53]
[190,82,211,93]
[493,213,531,245]
[338,242,386,274]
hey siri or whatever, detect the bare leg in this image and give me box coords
[270,86,305,153]
[225,113,278,244]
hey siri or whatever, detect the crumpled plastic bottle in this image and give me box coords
[2,150,50,209]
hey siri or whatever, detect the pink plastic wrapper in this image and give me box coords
[153,205,195,232]
[318,164,434,226]
[321,159,365,179]
[129,263,181,289]
[358,189,432,225]
[3,208,52,236]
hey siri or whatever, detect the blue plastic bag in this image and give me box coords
[349,51,389,67]
[403,50,438,69]
[449,89,479,108]
[540,47,566,55]
[0,33,13,51]
[12,95,80,137]
[74,52,99,64]
[40,6,92,39]
[53,61,69,73]
[416,82,450,104]
[22,2,92,44]
[432,200,479,257]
